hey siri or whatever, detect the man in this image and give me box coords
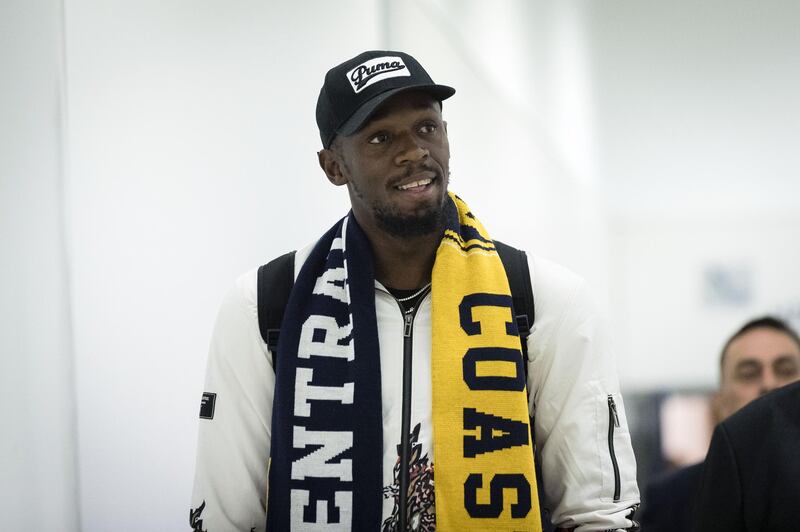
[190,50,639,531]
[639,316,800,531]
[714,316,800,420]
[693,379,800,531]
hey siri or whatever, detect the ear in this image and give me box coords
[318,149,348,186]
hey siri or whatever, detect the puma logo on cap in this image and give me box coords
[346,56,410,93]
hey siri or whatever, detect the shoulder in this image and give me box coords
[720,380,800,445]
[493,245,590,334]
[759,379,800,416]
[528,255,586,305]
[771,380,800,421]
[294,242,315,274]
[527,255,596,338]
[219,267,259,320]
[217,241,316,322]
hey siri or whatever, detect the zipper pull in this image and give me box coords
[403,313,413,338]
[608,395,620,427]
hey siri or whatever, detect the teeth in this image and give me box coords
[397,178,433,190]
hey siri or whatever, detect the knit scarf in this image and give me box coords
[266,193,541,531]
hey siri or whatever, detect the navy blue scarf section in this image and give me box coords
[266,214,383,531]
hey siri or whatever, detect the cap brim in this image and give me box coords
[337,84,456,138]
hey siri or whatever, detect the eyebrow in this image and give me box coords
[773,355,800,366]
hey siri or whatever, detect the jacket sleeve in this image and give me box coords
[526,258,640,531]
[189,269,275,532]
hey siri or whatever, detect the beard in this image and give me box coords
[372,196,446,239]
[345,161,451,239]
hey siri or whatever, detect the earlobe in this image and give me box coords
[318,149,348,186]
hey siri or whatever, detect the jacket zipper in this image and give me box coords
[386,286,430,532]
[607,395,621,502]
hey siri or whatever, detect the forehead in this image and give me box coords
[724,327,800,369]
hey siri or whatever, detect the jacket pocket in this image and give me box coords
[596,391,638,503]
[607,394,621,501]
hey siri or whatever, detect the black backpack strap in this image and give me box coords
[494,240,535,363]
[495,241,551,529]
[257,251,296,367]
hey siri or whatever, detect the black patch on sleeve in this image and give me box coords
[199,392,217,419]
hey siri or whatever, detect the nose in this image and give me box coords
[759,369,779,395]
[393,133,428,166]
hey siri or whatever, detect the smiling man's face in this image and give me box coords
[321,90,450,239]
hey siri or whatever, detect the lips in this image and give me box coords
[396,177,434,191]
[392,169,438,192]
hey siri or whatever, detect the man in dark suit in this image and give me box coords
[693,379,800,531]
[639,316,800,531]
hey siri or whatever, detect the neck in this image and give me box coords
[364,227,440,290]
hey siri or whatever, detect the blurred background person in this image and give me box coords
[693,379,800,531]
[639,316,800,531]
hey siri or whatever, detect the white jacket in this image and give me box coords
[190,244,640,531]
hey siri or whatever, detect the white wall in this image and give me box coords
[0,0,80,530]
[587,0,800,389]
[64,1,379,530]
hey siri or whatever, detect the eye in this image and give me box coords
[419,122,438,134]
[368,132,389,144]
[734,362,761,381]
[775,358,799,379]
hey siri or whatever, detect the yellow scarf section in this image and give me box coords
[432,193,541,531]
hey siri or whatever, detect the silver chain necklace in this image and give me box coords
[395,282,432,302]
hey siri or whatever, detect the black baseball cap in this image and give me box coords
[316,50,456,148]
